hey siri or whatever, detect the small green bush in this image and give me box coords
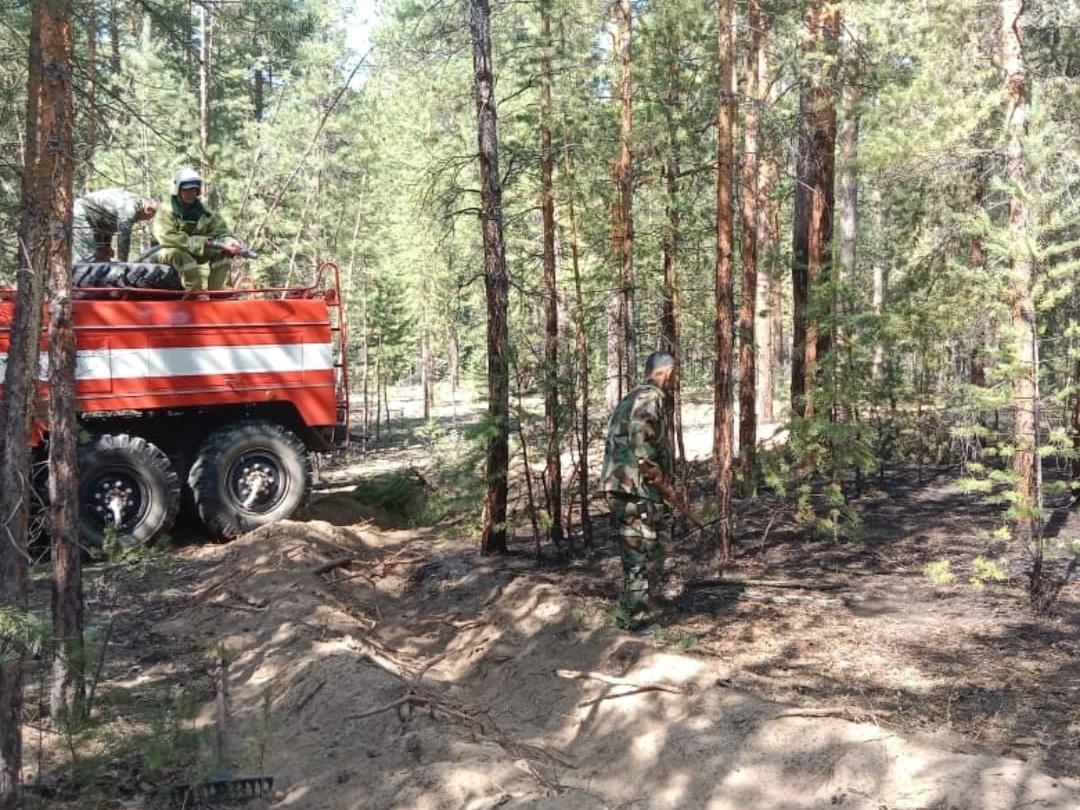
[922,559,956,586]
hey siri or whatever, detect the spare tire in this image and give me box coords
[73,262,120,287]
[72,261,182,291]
[124,263,183,290]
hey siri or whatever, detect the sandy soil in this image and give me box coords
[23,387,1080,810]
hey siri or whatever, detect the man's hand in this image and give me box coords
[637,458,702,528]
[210,238,257,259]
[218,240,241,257]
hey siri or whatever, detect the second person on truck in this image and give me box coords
[73,188,157,263]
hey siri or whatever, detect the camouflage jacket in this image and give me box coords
[73,188,144,261]
[600,381,673,501]
[151,196,235,257]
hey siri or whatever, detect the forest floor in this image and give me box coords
[21,385,1080,810]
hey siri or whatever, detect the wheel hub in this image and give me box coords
[90,475,143,530]
[232,455,282,511]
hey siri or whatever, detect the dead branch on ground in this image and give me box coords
[555,668,686,695]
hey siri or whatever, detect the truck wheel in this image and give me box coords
[189,420,311,538]
[78,434,181,549]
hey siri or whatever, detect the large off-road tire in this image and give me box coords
[72,261,182,291]
[73,262,122,288]
[124,262,183,290]
[78,434,181,549]
[188,420,311,538]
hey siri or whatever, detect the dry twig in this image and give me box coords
[555,668,686,695]
[688,577,849,591]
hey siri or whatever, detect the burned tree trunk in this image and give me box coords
[469,0,510,556]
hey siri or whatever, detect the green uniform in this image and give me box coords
[151,196,237,291]
[600,381,674,622]
[73,188,145,262]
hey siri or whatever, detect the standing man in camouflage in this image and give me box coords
[152,167,243,293]
[72,188,158,262]
[601,351,678,629]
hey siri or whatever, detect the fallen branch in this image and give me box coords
[226,589,268,609]
[555,668,686,695]
[687,577,849,591]
[758,509,782,550]
[343,643,573,791]
[313,553,426,578]
[311,476,367,491]
[772,708,856,719]
[347,676,486,733]
[311,556,356,576]
[737,593,841,606]
[378,556,425,568]
[330,569,379,586]
[205,600,265,614]
[578,687,673,707]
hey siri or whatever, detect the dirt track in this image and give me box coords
[28,469,1078,810]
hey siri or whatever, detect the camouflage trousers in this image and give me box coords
[72,201,109,261]
[155,246,233,291]
[608,495,671,615]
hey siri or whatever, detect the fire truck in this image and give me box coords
[0,259,350,548]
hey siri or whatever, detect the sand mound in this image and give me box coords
[154,520,1080,810]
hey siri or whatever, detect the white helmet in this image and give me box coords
[171,166,202,196]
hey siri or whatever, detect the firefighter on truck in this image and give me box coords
[151,167,245,295]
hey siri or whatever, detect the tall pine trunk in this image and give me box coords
[998,0,1039,599]
[607,0,634,403]
[871,195,887,382]
[969,173,988,387]
[421,329,432,421]
[836,29,860,426]
[2,0,72,802]
[469,0,510,556]
[197,2,212,183]
[714,0,736,560]
[539,0,563,550]
[791,0,839,419]
[738,0,763,485]
[755,45,780,426]
[48,159,83,723]
[1002,0,1033,523]
[562,131,592,547]
[108,0,120,75]
[83,2,97,189]
[45,0,80,723]
[658,11,688,501]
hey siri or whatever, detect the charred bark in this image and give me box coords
[469,0,510,556]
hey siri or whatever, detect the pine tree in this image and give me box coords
[1,3,74,802]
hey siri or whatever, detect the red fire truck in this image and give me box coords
[0,261,350,548]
